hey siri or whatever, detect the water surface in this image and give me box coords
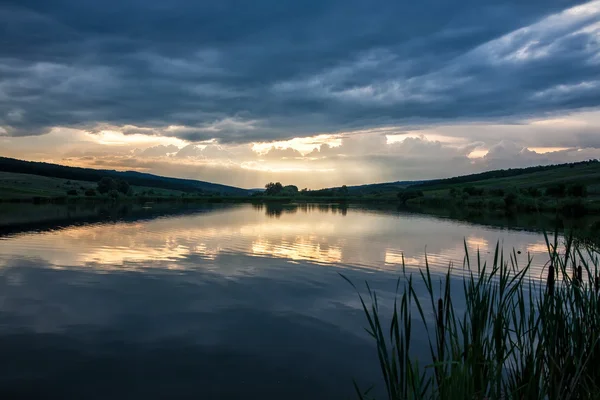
[0,204,555,399]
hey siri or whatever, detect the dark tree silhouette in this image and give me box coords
[397,189,424,204]
[567,183,588,198]
[116,179,131,195]
[97,177,131,195]
[97,177,117,194]
[545,183,566,198]
[282,185,299,195]
[265,182,283,195]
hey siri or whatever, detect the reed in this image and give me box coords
[345,232,600,399]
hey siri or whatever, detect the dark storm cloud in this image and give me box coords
[0,0,598,142]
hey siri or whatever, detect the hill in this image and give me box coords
[301,180,422,198]
[0,171,192,200]
[0,156,248,195]
[395,160,600,216]
[346,180,424,194]
[320,161,600,196]
[410,160,600,192]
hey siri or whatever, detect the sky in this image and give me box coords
[1,0,600,189]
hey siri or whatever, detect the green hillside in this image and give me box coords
[0,156,248,195]
[0,172,186,200]
[398,160,600,216]
[412,160,600,192]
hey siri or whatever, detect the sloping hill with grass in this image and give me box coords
[398,160,600,216]
[411,160,600,192]
[346,180,424,194]
[0,172,190,200]
[0,156,248,195]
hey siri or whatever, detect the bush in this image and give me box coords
[66,189,78,196]
[515,196,538,212]
[503,192,518,208]
[567,183,588,198]
[559,198,587,217]
[281,185,299,196]
[486,197,505,210]
[517,187,540,197]
[463,186,485,196]
[85,188,96,196]
[96,177,131,195]
[97,177,117,194]
[545,183,566,197]
[465,198,485,208]
[398,190,424,204]
[526,187,542,197]
[116,179,131,195]
[264,182,283,195]
[488,188,505,197]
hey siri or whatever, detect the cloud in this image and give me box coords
[261,147,304,160]
[1,0,599,143]
[484,140,535,159]
[175,144,204,158]
[139,144,180,157]
[2,0,600,189]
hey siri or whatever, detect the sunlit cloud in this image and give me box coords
[91,130,186,147]
[468,149,489,159]
[251,134,343,156]
[386,133,466,145]
[528,147,571,153]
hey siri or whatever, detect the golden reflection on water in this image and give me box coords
[251,237,343,264]
[0,204,553,277]
[527,242,550,254]
[466,236,489,252]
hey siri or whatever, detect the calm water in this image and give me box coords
[0,203,554,399]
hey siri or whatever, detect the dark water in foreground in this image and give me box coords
[0,204,554,399]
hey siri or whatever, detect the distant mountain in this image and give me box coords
[0,156,249,195]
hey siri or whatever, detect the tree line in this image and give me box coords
[262,182,350,197]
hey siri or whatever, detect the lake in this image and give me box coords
[0,203,556,399]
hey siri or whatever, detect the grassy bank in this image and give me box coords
[403,188,597,217]
[348,234,600,399]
